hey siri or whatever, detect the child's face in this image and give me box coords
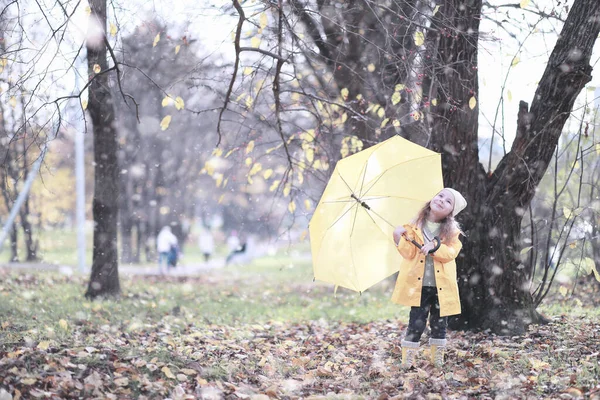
[429,190,455,221]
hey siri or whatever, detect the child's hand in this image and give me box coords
[420,241,436,255]
[393,226,406,245]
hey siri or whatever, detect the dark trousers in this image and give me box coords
[404,286,447,342]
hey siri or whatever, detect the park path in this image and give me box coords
[0,257,227,277]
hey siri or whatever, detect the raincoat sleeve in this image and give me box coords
[431,232,462,263]
[396,225,417,260]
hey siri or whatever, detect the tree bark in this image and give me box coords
[429,0,600,334]
[85,0,121,299]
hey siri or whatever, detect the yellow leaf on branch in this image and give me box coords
[175,96,185,110]
[251,36,261,48]
[153,33,160,47]
[341,87,349,101]
[160,115,171,131]
[288,201,296,213]
[249,163,262,176]
[109,23,118,37]
[263,169,273,179]
[246,140,255,154]
[259,12,268,29]
[469,96,477,110]
[414,31,425,47]
[270,180,280,192]
[304,199,312,210]
[93,64,101,74]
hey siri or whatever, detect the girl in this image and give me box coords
[391,188,467,369]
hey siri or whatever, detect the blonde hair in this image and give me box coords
[413,201,463,242]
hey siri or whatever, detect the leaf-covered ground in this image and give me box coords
[1,265,599,399]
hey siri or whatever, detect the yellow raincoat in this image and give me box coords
[391,224,462,317]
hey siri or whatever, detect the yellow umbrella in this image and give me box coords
[309,135,443,292]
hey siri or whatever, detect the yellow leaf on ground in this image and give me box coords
[162,366,176,379]
[160,115,172,131]
[59,319,68,330]
[114,377,129,387]
[37,341,51,350]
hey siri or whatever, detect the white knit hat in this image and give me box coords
[444,188,467,217]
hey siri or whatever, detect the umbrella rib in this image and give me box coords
[322,199,356,204]
[324,202,357,233]
[357,159,369,198]
[349,201,361,291]
[361,154,440,197]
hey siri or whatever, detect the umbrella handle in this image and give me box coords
[430,236,442,254]
[404,236,442,254]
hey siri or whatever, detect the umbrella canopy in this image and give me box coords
[309,135,443,292]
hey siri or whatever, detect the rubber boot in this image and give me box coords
[400,340,419,370]
[429,338,447,367]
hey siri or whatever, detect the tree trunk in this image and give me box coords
[85,0,121,299]
[9,224,18,262]
[19,207,37,261]
[429,0,600,334]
